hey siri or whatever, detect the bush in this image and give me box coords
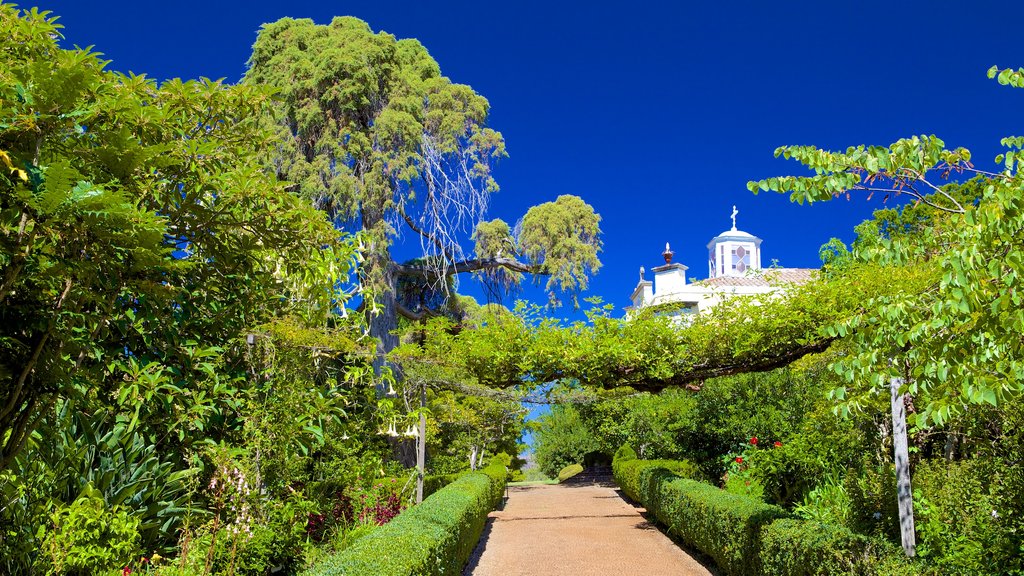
[614,456,701,503]
[557,463,583,482]
[913,458,1008,575]
[613,452,917,576]
[759,519,869,576]
[653,477,787,576]
[37,489,141,575]
[302,460,506,576]
[613,443,637,463]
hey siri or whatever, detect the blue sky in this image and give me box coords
[40,0,1023,315]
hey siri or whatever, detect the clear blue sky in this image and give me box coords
[39,0,1023,314]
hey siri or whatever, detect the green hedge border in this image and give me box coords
[303,461,506,576]
[612,444,918,576]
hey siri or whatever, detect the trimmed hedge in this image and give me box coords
[759,519,871,576]
[303,460,506,576]
[614,457,701,502]
[557,463,583,482]
[655,475,788,576]
[611,444,916,576]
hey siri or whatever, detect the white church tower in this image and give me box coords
[707,205,762,278]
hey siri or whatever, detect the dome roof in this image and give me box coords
[714,228,756,239]
[706,227,762,249]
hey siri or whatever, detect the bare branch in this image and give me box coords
[396,257,537,278]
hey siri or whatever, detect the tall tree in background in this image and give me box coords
[245,17,603,368]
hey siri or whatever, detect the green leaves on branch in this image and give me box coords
[747,65,1024,426]
[518,195,603,305]
[747,136,971,213]
[988,65,1024,89]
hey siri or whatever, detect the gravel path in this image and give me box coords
[463,481,715,576]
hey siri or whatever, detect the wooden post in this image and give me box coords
[890,377,916,557]
[416,381,426,504]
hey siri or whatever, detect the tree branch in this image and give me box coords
[396,257,537,278]
[618,337,837,393]
[397,204,455,261]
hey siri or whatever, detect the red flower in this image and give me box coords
[774,441,782,448]
[122,568,132,576]
[735,457,743,464]
[750,437,758,445]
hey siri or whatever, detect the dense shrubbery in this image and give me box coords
[612,447,924,576]
[302,457,508,576]
[532,405,601,478]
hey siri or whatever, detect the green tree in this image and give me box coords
[0,6,352,470]
[747,67,1024,426]
[244,17,603,371]
[532,404,601,478]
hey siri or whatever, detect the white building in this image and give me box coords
[625,207,815,318]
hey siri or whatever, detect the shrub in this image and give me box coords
[759,519,869,576]
[302,460,506,576]
[614,457,701,502]
[913,458,1008,575]
[38,489,141,575]
[557,463,583,482]
[613,443,637,464]
[613,454,916,576]
[653,477,787,576]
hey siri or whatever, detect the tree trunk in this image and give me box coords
[367,257,400,393]
[890,377,916,557]
[416,382,426,504]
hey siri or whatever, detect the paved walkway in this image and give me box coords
[463,481,715,576]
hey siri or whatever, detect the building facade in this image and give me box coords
[625,207,815,318]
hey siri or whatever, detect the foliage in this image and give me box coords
[793,477,852,528]
[0,401,198,567]
[912,458,1015,575]
[748,72,1024,426]
[244,16,602,364]
[302,460,507,576]
[532,405,601,478]
[407,265,918,397]
[613,452,914,576]
[758,519,871,576]
[37,488,141,575]
[556,463,583,483]
[0,4,353,471]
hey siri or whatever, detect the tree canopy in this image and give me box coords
[0,7,363,469]
[746,66,1024,425]
[244,17,603,365]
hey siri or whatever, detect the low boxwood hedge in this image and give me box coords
[557,463,583,482]
[303,460,507,576]
[611,444,918,576]
[614,457,701,503]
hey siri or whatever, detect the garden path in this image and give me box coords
[463,481,715,576]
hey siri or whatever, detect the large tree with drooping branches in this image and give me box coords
[244,17,603,370]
